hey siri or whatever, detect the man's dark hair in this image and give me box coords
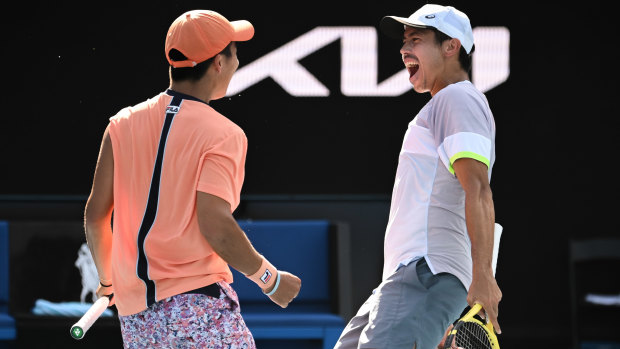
[168,43,233,82]
[431,28,474,74]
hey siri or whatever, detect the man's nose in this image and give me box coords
[400,42,411,55]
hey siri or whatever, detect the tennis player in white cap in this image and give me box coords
[334,4,502,348]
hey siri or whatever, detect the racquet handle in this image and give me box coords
[70,295,111,340]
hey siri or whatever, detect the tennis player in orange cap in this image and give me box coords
[83,9,301,348]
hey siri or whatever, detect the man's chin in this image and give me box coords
[410,83,425,94]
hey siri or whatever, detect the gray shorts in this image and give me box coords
[334,258,467,349]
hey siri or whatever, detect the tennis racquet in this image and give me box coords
[69,294,112,340]
[443,303,500,349]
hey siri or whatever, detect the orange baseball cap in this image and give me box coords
[165,10,254,68]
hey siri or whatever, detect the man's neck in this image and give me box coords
[168,81,214,103]
[430,69,469,96]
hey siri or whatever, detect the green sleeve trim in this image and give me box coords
[448,151,490,175]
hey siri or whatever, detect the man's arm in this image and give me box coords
[452,157,502,334]
[196,192,301,308]
[84,125,115,302]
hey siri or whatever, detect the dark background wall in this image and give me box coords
[1,1,618,347]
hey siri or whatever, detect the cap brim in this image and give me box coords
[231,20,254,41]
[380,16,429,40]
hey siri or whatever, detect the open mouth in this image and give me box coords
[405,62,419,78]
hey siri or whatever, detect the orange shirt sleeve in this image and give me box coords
[196,130,247,211]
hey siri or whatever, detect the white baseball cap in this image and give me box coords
[380,4,474,54]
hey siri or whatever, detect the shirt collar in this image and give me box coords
[165,89,209,105]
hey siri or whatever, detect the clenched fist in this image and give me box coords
[265,271,301,308]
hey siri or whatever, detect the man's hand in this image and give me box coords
[95,283,115,306]
[467,271,502,334]
[266,271,301,308]
[437,324,464,349]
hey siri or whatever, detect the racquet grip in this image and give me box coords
[70,295,111,340]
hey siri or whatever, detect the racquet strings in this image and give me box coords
[455,321,493,349]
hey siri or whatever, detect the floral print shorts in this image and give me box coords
[119,282,256,349]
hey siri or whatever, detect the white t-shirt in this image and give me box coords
[382,80,496,290]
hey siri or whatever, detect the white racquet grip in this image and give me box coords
[492,223,503,276]
[70,295,110,340]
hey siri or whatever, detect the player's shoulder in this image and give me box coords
[179,101,247,144]
[190,102,243,133]
[435,80,482,102]
[109,93,163,123]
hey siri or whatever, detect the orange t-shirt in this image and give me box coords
[107,89,247,316]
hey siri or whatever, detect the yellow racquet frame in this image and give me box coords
[444,303,500,349]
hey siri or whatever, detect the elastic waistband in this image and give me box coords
[183,283,221,298]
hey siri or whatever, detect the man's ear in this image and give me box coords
[212,54,223,73]
[444,38,462,57]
